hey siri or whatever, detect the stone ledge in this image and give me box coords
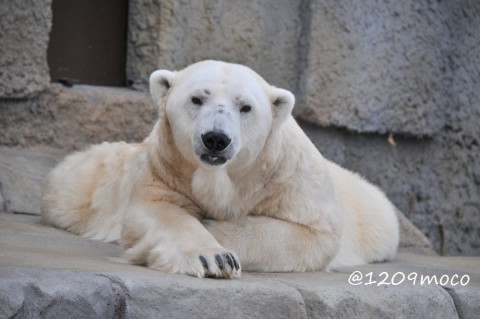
[0,147,61,214]
[1,212,479,318]
[0,85,156,151]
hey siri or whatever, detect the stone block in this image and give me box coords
[260,271,459,318]
[295,0,453,136]
[396,208,434,255]
[127,0,303,92]
[0,85,156,151]
[0,148,60,214]
[0,0,52,98]
[1,212,479,318]
[0,268,126,319]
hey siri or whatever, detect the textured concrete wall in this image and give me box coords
[297,0,451,136]
[296,0,479,135]
[0,0,52,98]
[0,85,155,150]
[0,0,479,256]
[127,0,304,92]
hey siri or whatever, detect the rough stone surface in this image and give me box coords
[1,212,479,319]
[0,268,127,319]
[396,208,434,256]
[0,0,52,98]
[296,0,453,135]
[127,0,303,92]
[0,148,60,214]
[0,85,156,151]
[260,271,458,319]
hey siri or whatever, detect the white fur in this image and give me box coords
[42,60,399,278]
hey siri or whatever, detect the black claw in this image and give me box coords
[199,255,209,270]
[225,253,235,269]
[232,255,240,270]
[215,254,225,270]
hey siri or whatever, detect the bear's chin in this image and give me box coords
[200,154,228,166]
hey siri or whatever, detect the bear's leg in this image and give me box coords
[204,216,340,272]
[121,201,241,278]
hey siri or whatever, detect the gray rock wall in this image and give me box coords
[127,0,303,92]
[0,0,479,256]
[297,0,451,136]
[0,0,52,98]
[0,85,155,150]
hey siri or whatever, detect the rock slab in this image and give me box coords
[0,0,52,98]
[0,148,61,215]
[1,212,479,318]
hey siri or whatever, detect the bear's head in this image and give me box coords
[149,60,294,169]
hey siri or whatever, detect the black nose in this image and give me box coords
[201,132,231,152]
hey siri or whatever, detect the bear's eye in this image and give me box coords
[191,97,203,106]
[240,105,252,113]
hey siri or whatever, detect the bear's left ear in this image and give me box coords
[271,87,295,127]
[149,69,176,104]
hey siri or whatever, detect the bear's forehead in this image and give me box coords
[181,62,267,87]
[177,68,269,101]
[184,69,256,85]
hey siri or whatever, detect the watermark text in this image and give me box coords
[348,271,470,287]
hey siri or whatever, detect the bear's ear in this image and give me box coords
[271,87,295,127]
[149,69,176,103]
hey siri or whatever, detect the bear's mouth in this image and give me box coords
[200,154,227,166]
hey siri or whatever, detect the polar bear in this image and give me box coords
[41,60,399,279]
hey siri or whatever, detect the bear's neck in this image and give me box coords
[191,167,241,219]
[146,119,196,197]
[190,127,292,219]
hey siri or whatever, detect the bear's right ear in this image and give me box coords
[149,70,176,103]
